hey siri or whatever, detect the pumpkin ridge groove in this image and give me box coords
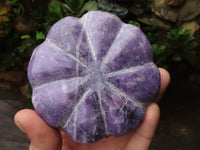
[102,23,124,65]
[33,76,88,91]
[104,62,154,77]
[82,17,97,62]
[75,29,83,79]
[63,88,92,131]
[46,38,90,70]
[72,104,78,142]
[105,81,144,107]
[96,90,109,135]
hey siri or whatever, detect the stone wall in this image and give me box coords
[111,0,200,33]
[150,0,200,33]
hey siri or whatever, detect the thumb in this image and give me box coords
[14,109,62,150]
[125,103,160,150]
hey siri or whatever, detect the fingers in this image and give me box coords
[14,109,62,150]
[155,68,170,102]
[125,103,160,150]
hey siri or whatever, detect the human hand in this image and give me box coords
[15,68,170,150]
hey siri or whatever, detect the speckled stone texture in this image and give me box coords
[28,11,160,143]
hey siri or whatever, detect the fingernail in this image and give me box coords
[15,118,25,133]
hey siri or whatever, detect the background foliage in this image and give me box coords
[0,0,199,98]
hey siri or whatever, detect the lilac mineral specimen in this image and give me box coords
[28,11,160,143]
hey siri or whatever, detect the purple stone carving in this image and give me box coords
[28,11,160,143]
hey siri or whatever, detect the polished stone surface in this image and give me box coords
[28,11,160,143]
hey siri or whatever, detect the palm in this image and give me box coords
[60,129,132,150]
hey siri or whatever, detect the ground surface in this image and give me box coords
[0,81,199,150]
[150,81,200,150]
[0,90,29,150]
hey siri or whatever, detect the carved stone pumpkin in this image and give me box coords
[28,11,160,143]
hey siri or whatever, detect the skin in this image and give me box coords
[14,68,170,150]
